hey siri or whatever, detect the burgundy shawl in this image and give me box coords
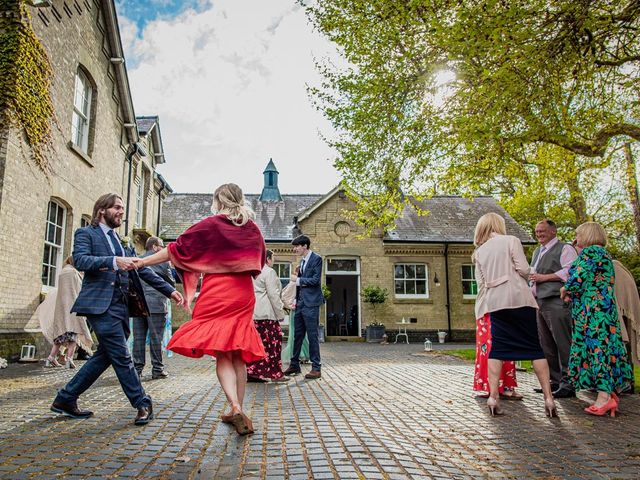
[167,215,266,309]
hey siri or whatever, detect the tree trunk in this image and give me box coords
[623,142,640,251]
[564,153,589,225]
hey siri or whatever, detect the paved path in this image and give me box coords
[1,343,639,479]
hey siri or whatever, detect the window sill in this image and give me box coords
[67,141,93,166]
[392,298,433,304]
[461,298,476,304]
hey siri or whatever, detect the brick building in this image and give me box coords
[0,1,171,358]
[161,160,534,342]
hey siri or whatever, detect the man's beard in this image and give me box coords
[104,211,122,229]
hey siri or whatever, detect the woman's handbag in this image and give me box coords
[281,280,297,309]
[128,271,150,317]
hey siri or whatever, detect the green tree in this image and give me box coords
[305,0,640,234]
[362,285,388,324]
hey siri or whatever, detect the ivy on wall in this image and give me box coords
[0,0,54,172]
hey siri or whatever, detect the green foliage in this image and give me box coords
[362,285,388,325]
[321,284,331,300]
[362,285,388,305]
[304,0,640,235]
[0,0,54,172]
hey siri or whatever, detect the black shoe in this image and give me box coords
[247,376,267,383]
[283,366,302,376]
[151,371,168,380]
[50,400,93,419]
[534,384,559,394]
[134,404,154,425]
[552,387,576,398]
[76,353,92,360]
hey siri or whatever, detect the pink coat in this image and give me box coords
[474,234,538,319]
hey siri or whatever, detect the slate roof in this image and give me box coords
[160,193,323,240]
[160,192,534,244]
[136,116,157,135]
[388,196,533,243]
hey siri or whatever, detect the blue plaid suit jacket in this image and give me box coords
[71,225,174,316]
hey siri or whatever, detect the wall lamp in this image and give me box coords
[434,272,441,287]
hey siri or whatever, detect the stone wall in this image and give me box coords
[0,2,162,358]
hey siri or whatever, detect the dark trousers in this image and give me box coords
[290,304,321,371]
[537,296,573,390]
[132,313,166,375]
[55,297,151,409]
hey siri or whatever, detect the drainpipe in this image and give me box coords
[124,143,142,236]
[156,175,166,236]
[444,242,452,339]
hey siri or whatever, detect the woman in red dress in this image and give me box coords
[136,183,266,435]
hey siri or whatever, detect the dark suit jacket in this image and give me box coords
[71,225,175,316]
[139,251,175,314]
[297,251,324,308]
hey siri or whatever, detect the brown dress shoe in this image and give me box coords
[134,404,154,425]
[283,366,301,376]
[50,400,93,419]
[305,370,321,380]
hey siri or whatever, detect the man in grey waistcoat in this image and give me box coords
[132,237,175,380]
[529,219,577,398]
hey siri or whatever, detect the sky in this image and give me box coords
[115,0,342,195]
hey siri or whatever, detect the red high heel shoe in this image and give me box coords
[584,396,618,417]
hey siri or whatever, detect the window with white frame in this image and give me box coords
[80,215,90,228]
[394,263,429,298]
[71,69,92,153]
[461,264,478,298]
[273,262,291,288]
[135,167,146,227]
[42,200,66,288]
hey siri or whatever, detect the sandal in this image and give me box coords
[500,391,524,401]
[45,356,62,367]
[231,412,254,435]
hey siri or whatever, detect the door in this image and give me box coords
[325,258,360,337]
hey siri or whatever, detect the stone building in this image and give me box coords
[0,1,170,358]
[161,160,534,342]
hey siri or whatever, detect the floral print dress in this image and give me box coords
[565,245,632,393]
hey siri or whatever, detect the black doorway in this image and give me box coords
[325,274,359,336]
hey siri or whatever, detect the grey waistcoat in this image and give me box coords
[532,241,567,299]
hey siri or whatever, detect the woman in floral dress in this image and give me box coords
[561,222,632,417]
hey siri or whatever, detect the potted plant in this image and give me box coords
[362,285,388,342]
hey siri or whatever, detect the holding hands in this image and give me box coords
[116,257,137,271]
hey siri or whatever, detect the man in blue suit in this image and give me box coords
[50,193,183,425]
[284,235,323,379]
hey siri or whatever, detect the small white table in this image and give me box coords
[394,322,409,344]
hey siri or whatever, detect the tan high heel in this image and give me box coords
[544,397,558,418]
[487,397,504,416]
[45,356,62,367]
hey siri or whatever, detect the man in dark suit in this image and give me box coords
[284,235,323,379]
[132,236,175,380]
[50,193,183,425]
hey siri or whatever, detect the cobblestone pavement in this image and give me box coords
[1,342,639,479]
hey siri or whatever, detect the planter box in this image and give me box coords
[365,325,386,343]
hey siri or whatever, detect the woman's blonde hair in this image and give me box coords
[211,183,255,226]
[474,212,507,246]
[575,221,607,247]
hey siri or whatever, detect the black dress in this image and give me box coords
[489,306,545,360]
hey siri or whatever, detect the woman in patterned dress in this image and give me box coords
[247,250,289,383]
[561,222,633,417]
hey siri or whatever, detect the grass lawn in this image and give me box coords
[439,349,640,393]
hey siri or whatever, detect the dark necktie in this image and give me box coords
[300,259,305,274]
[107,229,123,257]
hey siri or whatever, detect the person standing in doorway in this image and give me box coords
[284,235,323,380]
[132,236,175,380]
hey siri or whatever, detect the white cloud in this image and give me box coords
[122,0,341,194]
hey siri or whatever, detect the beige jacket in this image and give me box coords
[253,265,286,321]
[474,234,538,318]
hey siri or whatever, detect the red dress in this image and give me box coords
[167,273,266,364]
[473,313,517,393]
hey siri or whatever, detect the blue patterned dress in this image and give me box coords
[565,245,632,393]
